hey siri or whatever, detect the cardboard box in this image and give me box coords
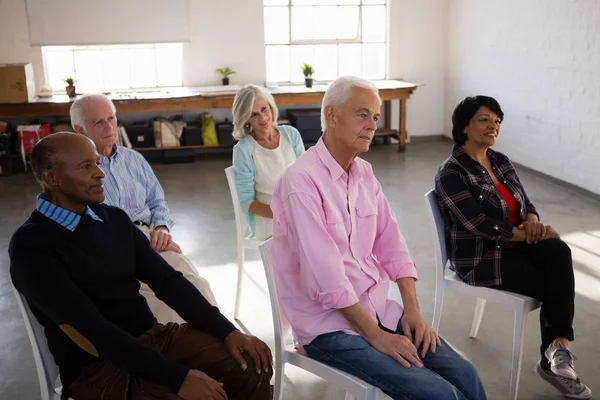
[0,63,36,104]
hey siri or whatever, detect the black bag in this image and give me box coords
[125,122,154,148]
[216,118,235,146]
[0,132,16,156]
[287,109,322,142]
[181,123,203,146]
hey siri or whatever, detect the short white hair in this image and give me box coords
[232,84,279,140]
[321,76,381,132]
[70,94,117,130]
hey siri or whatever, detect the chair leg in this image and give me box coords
[509,307,528,400]
[469,298,487,339]
[431,287,445,332]
[233,245,245,321]
[273,349,285,400]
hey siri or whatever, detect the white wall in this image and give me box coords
[0,0,44,88]
[183,0,266,87]
[445,0,600,195]
[389,0,447,137]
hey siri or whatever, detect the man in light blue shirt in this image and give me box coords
[70,94,217,321]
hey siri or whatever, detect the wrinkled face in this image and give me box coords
[247,97,273,136]
[75,99,118,153]
[49,137,106,204]
[326,87,381,153]
[464,106,502,147]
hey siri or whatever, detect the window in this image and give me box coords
[43,43,183,94]
[264,0,387,83]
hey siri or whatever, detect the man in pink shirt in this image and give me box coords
[271,76,486,400]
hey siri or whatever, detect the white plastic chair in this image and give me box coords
[225,166,267,330]
[259,239,387,400]
[424,190,541,400]
[13,285,68,400]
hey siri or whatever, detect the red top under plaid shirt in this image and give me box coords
[434,145,539,287]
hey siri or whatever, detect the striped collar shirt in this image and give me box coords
[36,193,103,231]
[100,145,174,230]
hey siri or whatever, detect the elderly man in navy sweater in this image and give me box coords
[10,132,272,400]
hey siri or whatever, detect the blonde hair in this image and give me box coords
[232,84,279,140]
[321,76,381,132]
[70,94,116,131]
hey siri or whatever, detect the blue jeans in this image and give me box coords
[304,320,487,400]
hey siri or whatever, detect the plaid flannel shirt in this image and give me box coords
[434,145,539,287]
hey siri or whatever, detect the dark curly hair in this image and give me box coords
[452,96,504,146]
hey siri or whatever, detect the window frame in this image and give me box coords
[264,0,388,83]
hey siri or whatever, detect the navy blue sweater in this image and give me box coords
[9,204,237,393]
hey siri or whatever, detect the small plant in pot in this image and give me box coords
[216,67,236,86]
[301,63,314,88]
[64,76,76,97]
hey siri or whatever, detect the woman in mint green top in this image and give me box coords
[232,84,305,240]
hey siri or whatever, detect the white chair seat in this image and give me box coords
[243,237,265,249]
[444,273,540,311]
[259,240,388,400]
[283,345,384,400]
[424,190,541,400]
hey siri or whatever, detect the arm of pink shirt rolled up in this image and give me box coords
[276,192,359,310]
[371,179,419,282]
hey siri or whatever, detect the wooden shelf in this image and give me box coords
[134,128,396,152]
[133,144,233,152]
[0,80,417,152]
[0,80,417,119]
[374,128,398,137]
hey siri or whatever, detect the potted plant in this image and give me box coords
[216,67,236,86]
[301,63,314,88]
[64,76,76,98]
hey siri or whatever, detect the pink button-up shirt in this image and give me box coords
[270,138,418,347]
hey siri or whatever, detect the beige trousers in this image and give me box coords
[137,226,218,324]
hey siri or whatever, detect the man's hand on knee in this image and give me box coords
[370,330,424,368]
[178,369,227,400]
[401,310,441,359]
[225,331,273,375]
[150,227,182,253]
[165,242,182,254]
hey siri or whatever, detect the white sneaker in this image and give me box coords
[545,341,578,380]
[535,361,592,399]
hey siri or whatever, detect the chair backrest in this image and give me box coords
[12,285,60,400]
[258,239,295,352]
[424,190,450,284]
[225,166,247,241]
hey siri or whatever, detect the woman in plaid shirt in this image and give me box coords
[435,96,591,399]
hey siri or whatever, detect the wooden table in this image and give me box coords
[0,80,417,152]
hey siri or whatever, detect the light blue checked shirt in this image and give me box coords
[99,146,174,230]
[36,193,103,231]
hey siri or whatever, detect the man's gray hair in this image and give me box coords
[321,76,381,132]
[70,94,117,130]
[232,84,279,140]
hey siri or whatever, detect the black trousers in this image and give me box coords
[495,238,575,357]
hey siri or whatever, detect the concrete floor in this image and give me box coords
[1,140,599,400]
